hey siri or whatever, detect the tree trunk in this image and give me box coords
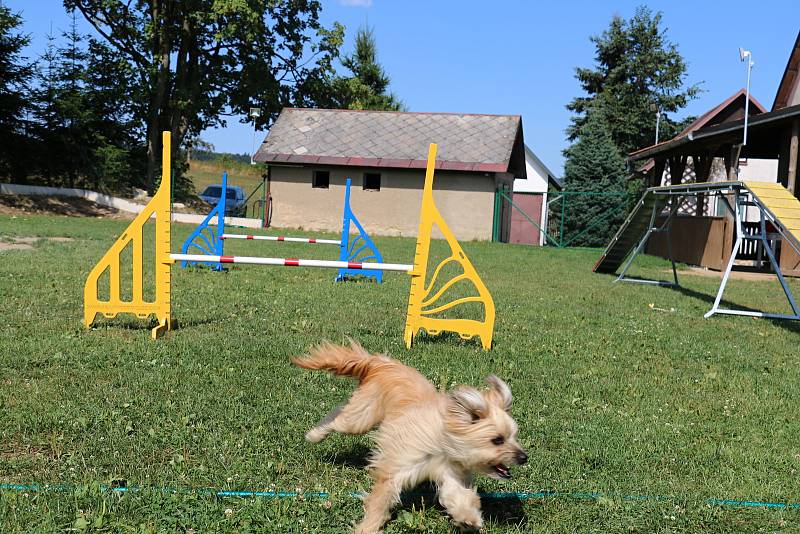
[145,0,171,193]
[166,8,198,194]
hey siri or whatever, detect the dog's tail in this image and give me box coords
[291,340,386,383]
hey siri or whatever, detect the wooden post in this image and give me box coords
[668,155,688,186]
[788,118,799,196]
[693,153,714,216]
[724,145,742,180]
[651,158,666,187]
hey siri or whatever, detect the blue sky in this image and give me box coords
[7,0,800,175]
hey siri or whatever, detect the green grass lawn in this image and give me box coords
[1,213,799,532]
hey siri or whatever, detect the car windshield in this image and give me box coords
[202,186,221,198]
[202,186,242,201]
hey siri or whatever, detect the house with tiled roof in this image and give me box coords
[253,108,527,241]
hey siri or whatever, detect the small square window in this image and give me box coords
[312,170,330,188]
[363,172,381,191]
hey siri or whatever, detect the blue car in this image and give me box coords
[199,184,246,216]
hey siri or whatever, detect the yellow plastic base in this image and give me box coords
[84,132,173,335]
[404,144,496,350]
[84,136,495,348]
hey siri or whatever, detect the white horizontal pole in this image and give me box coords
[171,254,413,272]
[221,234,340,245]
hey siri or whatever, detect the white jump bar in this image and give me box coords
[171,254,413,272]
[221,234,341,245]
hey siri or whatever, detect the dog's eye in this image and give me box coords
[491,436,505,446]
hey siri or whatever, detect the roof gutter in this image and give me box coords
[627,102,800,162]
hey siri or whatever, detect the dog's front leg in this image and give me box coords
[437,475,483,531]
[354,475,400,534]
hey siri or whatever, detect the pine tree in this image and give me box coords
[30,13,142,190]
[54,11,94,187]
[327,25,404,111]
[566,5,699,155]
[83,38,144,191]
[0,6,35,179]
[29,12,94,187]
[561,103,628,247]
[30,31,61,184]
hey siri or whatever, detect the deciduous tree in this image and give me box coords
[65,0,344,191]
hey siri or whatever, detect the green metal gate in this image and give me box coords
[495,189,631,247]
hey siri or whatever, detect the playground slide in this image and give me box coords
[592,192,667,274]
[593,181,800,275]
[744,181,800,250]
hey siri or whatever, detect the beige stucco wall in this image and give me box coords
[267,165,502,240]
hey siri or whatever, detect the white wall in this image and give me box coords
[736,159,780,182]
[513,150,550,194]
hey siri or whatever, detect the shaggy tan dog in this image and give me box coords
[292,341,527,533]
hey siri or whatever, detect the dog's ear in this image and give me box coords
[448,387,489,423]
[485,375,513,412]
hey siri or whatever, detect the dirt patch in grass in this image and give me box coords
[0,442,53,461]
[0,194,134,219]
[0,236,75,251]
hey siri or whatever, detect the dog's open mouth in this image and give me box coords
[491,463,511,479]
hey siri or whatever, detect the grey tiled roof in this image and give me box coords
[253,108,525,176]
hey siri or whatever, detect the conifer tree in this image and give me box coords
[327,25,403,111]
[0,6,35,179]
[562,103,628,247]
[566,5,699,155]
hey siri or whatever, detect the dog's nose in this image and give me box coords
[516,451,528,465]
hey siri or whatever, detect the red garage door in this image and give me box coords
[509,193,543,245]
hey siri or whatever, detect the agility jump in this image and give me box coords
[594,180,800,321]
[84,132,495,349]
[180,173,383,281]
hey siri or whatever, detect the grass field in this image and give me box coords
[1,212,799,532]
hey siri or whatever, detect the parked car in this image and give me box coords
[199,185,246,216]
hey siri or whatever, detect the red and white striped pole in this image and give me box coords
[221,234,340,245]
[171,254,413,272]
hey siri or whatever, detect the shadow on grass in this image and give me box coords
[409,330,490,351]
[323,443,372,469]
[395,481,527,527]
[619,274,800,335]
[671,284,800,335]
[87,317,219,332]
[322,447,528,526]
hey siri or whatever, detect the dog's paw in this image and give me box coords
[454,513,483,533]
[353,521,382,534]
[305,427,328,443]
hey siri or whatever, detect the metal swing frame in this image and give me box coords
[615,183,800,321]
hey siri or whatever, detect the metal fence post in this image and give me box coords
[559,194,566,248]
[492,188,500,242]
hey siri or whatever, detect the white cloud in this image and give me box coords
[339,0,373,6]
